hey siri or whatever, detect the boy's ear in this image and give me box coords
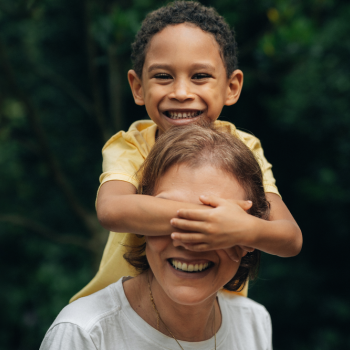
[128,70,145,106]
[224,70,244,106]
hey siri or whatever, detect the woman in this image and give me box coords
[40,124,272,350]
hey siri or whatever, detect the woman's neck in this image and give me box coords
[124,272,221,342]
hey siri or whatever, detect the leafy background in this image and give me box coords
[0,0,349,349]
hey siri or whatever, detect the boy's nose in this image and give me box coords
[169,80,195,102]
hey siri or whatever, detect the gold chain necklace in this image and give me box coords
[147,276,217,350]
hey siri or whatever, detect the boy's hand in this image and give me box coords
[170,195,256,260]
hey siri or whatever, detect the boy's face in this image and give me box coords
[128,23,243,135]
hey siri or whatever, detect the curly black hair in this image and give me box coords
[131,1,238,79]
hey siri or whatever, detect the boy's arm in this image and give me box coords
[260,193,302,256]
[170,193,303,257]
[97,181,210,236]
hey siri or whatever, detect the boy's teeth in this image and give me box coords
[171,259,210,272]
[167,111,201,119]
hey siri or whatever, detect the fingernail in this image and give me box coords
[171,233,175,239]
[247,200,252,203]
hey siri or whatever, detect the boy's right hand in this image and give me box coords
[170,195,257,261]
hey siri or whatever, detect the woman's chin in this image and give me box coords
[163,285,217,306]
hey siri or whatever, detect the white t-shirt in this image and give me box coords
[40,278,272,350]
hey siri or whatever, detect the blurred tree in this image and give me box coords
[0,0,349,349]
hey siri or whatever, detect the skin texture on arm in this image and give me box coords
[260,193,302,256]
[96,180,211,236]
[171,193,303,258]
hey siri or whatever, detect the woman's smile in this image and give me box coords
[169,258,213,273]
[166,257,215,280]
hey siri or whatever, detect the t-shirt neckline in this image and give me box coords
[111,278,229,350]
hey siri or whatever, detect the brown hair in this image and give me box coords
[124,123,270,291]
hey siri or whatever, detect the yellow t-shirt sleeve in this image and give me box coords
[98,120,157,196]
[235,129,280,197]
[100,131,143,190]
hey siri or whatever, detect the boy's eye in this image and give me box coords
[192,73,211,80]
[154,73,172,80]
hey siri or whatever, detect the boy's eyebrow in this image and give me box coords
[147,63,215,73]
[148,64,171,73]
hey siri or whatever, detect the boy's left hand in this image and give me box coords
[170,195,256,260]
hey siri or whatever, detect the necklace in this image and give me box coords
[147,275,217,350]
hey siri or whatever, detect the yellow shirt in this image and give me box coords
[70,120,279,302]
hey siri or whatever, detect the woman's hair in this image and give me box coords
[124,122,270,292]
[131,1,238,79]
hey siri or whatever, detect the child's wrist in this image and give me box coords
[240,215,262,247]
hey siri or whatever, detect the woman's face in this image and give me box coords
[146,163,246,306]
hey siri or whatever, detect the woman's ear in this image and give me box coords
[225,69,244,106]
[128,70,145,106]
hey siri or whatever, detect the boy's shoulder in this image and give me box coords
[120,119,260,142]
[127,119,156,133]
[102,119,157,153]
[102,119,262,154]
[214,120,261,147]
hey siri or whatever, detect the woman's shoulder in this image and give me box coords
[49,279,124,333]
[219,292,272,348]
[40,280,126,350]
[218,291,270,320]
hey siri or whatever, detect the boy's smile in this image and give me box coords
[128,23,243,135]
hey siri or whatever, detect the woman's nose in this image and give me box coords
[169,80,194,102]
[172,239,188,250]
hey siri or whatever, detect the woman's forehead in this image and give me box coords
[154,163,245,203]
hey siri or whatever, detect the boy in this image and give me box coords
[71,1,302,302]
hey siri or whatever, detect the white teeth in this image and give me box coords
[167,111,201,119]
[171,259,210,272]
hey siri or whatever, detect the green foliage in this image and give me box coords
[0,0,349,349]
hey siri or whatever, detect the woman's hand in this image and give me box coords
[170,195,256,261]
